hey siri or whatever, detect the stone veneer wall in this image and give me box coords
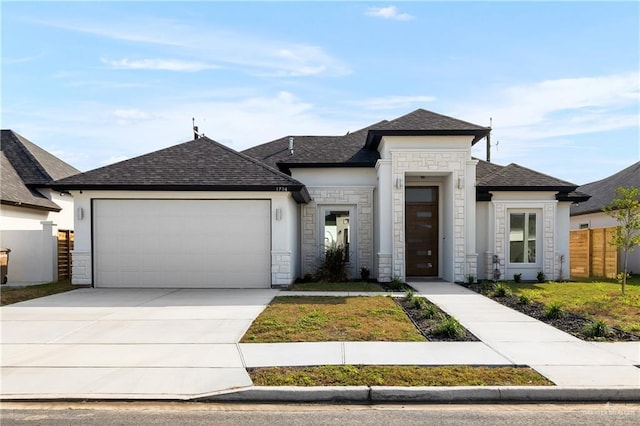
[491,201,557,280]
[391,151,468,282]
[301,187,374,278]
[71,251,91,285]
[271,251,291,287]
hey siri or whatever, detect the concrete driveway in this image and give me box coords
[0,288,277,399]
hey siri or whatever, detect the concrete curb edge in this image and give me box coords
[201,386,640,403]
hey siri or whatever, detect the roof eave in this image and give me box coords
[0,199,61,212]
[365,128,491,150]
[477,185,578,192]
[277,162,375,175]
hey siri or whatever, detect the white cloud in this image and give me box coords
[102,58,219,72]
[35,18,349,77]
[366,6,413,21]
[458,72,639,141]
[112,108,156,125]
[348,95,436,110]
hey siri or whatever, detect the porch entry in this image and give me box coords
[405,187,439,277]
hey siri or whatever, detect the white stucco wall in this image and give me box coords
[68,190,299,287]
[0,190,75,284]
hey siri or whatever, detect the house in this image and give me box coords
[570,161,640,274]
[52,109,588,288]
[1,130,80,284]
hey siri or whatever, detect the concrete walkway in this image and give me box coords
[410,282,640,387]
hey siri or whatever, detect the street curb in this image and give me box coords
[201,386,640,403]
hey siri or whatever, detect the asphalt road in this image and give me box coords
[1,402,639,425]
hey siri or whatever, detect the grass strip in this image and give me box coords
[249,365,553,386]
[241,296,426,343]
[1,279,74,306]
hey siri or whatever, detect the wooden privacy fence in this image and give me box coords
[57,230,74,280]
[570,227,618,279]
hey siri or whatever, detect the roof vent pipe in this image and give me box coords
[289,136,294,155]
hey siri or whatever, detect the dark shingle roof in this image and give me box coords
[1,130,79,185]
[53,137,311,203]
[474,159,589,202]
[1,130,80,212]
[1,153,61,211]
[365,109,491,149]
[571,161,640,216]
[243,109,490,172]
[242,124,381,172]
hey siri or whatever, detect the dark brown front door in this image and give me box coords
[405,187,438,276]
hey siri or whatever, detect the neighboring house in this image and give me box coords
[1,130,80,284]
[570,161,640,274]
[52,109,588,289]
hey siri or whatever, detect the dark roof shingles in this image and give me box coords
[0,153,61,211]
[54,136,304,189]
[571,161,640,215]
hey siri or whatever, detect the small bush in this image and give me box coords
[492,282,512,297]
[583,320,610,338]
[360,267,371,281]
[467,275,475,285]
[480,280,495,294]
[422,304,440,320]
[518,294,531,305]
[433,317,465,339]
[544,301,564,319]
[513,273,522,283]
[316,241,348,282]
[405,289,415,302]
[537,271,546,283]
[413,297,427,310]
[389,276,404,291]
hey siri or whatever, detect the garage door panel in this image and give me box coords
[94,199,271,288]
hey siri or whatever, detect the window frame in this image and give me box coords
[507,209,542,266]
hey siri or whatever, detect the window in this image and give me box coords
[324,210,350,262]
[509,212,537,263]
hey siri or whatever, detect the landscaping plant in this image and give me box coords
[603,186,640,295]
[389,276,404,291]
[433,317,465,339]
[583,320,611,339]
[544,301,564,319]
[316,240,348,282]
[513,273,522,283]
[537,271,546,283]
[492,282,512,297]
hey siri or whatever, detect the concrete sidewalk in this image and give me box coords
[409,282,640,388]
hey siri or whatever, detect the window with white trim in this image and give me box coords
[509,212,537,263]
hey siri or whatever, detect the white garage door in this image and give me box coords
[93,199,271,288]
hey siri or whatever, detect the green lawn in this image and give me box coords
[1,279,74,306]
[504,276,640,333]
[287,281,385,292]
[241,296,426,343]
[249,365,553,387]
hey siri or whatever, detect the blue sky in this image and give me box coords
[2,1,639,184]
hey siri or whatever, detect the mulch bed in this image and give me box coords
[464,283,640,342]
[394,297,479,342]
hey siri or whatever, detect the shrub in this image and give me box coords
[422,304,439,320]
[480,280,495,295]
[405,289,415,302]
[316,241,348,282]
[544,301,564,319]
[583,320,610,338]
[413,297,426,310]
[389,276,404,291]
[433,317,465,339]
[466,275,475,285]
[492,282,512,297]
[513,273,522,283]
[518,294,531,305]
[360,267,371,281]
[537,271,546,283]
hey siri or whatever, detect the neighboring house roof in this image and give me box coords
[475,159,590,202]
[244,109,491,173]
[570,161,640,216]
[1,130,80,212]
[52,136,311,203]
